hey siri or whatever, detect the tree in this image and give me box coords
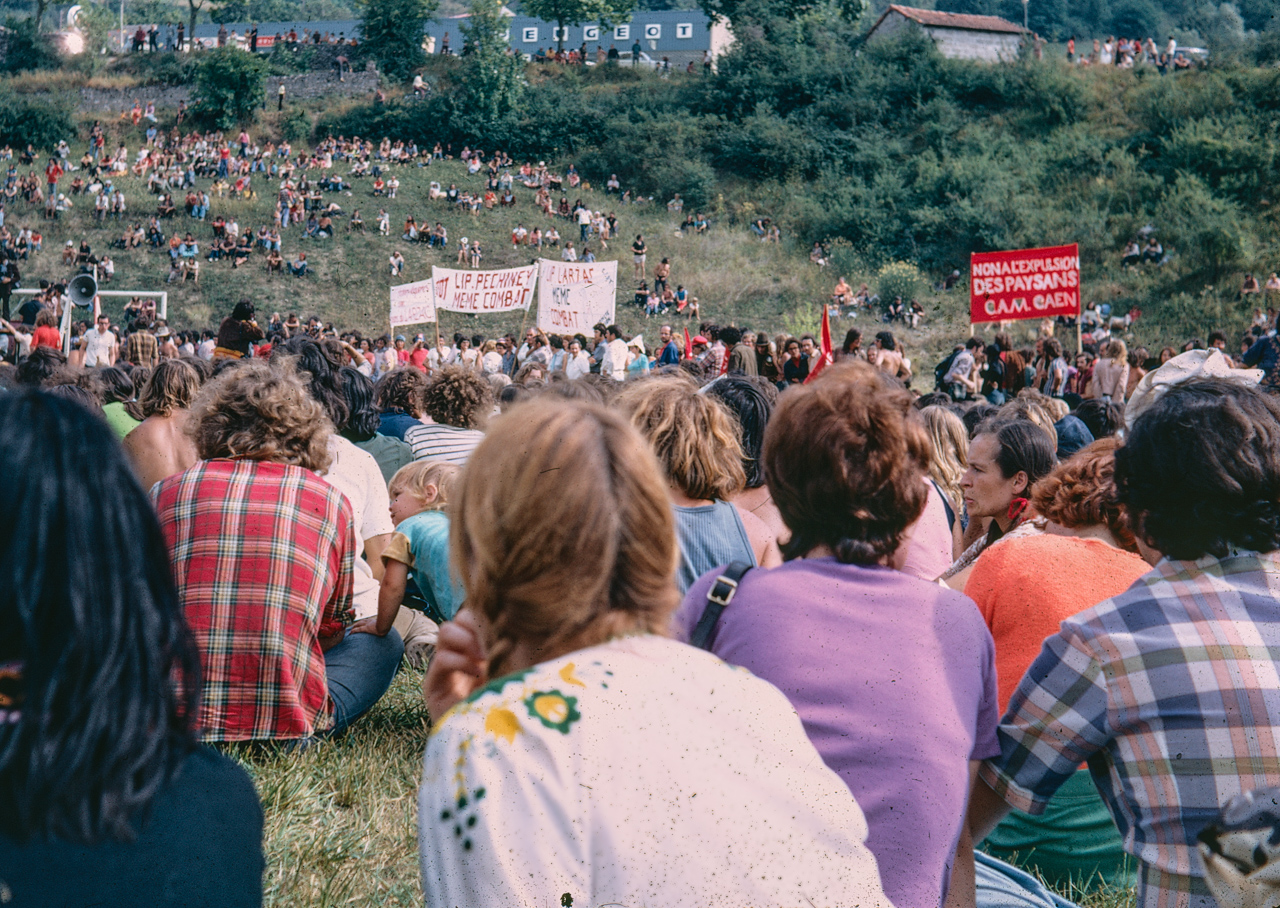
[359,0,437,82]
[697,0,866,33]
[191,47,268,128]
[456,0,524,128]
[519,0,637,52]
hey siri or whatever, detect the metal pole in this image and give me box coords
[1023,0,1029,30]
[120,0,124,52]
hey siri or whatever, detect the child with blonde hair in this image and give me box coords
[361,461,465,666]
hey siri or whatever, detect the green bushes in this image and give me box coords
[0,88,73,149]
[191,48,269,129]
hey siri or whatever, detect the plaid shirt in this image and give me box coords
[154,459,355,742]
[980,550,1280,908]
[125,330,159,367]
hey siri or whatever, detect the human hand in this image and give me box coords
[422,609,487,722]
[348,616,386,636]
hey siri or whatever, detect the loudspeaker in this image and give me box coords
[68,273,97,307]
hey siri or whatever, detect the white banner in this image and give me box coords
[390,278,437,327]
[535,259,618,334]
[431,264,538,314]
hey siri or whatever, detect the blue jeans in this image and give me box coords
[324,628,403,736]
[976,852,1081,908]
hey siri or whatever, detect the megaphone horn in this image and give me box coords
[68,273,97,307]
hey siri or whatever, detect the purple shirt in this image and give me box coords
[674,558,1000,908]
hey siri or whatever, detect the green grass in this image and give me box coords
[224,667,431,908]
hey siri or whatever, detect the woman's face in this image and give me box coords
[787,343,800,360]
[960,433,1026,521]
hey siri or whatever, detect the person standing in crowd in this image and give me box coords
[0,390,264,907]
[214,300,264,360]
[419,398,892,908]
[599,324,629,381]
[404,365,493,464]
[966,377,1280,908]
[618,378,780,593]
[82,313,118,368]
[672,362,999,908]
[656,324,680,366]
[125,318,159,368]
[153,361,402,743]
[123,359,201,493]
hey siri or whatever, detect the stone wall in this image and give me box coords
[75,69,380,113]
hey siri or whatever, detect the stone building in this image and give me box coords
[865,5,1026,62]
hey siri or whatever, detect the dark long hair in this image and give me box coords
[0,390,201,844]
[338,365,381,441]
[707,375,774,489]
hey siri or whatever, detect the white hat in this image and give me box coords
[1125,348,1262,429]
[627,334,645,353]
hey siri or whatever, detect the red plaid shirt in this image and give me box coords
[154,459,355,742]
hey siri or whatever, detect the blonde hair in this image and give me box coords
[189,359,333,471]
[389,460,460,512]
[920,406,968,513]
[139,359,200,418]
[1004,394,1059,452]
[615,377,746,501]
[453,398,679,679]
[1108,339,1128,364]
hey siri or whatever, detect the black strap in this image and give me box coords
[690,561,752,651]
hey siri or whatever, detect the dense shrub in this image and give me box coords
[0,89,73,149]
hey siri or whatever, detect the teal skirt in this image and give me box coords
[981,768,1135,892]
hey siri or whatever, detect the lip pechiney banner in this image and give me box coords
[970,243,1080,324]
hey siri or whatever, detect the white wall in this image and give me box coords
[869,12,1023,63]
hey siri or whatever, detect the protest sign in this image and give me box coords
[970,243,1080,324]
[389,278,437,327]
[535,259,618,334]
[431,264,538,314]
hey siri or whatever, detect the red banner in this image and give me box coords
[970,243,1080,324]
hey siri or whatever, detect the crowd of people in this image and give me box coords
[9,284,1280,908]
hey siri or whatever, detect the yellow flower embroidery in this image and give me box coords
[524,690,581,734]
[484,706,522,744]
[558,662,586,688]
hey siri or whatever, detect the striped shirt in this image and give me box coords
[405,422,484,465]
[980,550,1280,908]
[154,459,355,742]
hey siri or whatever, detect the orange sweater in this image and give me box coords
[965,533,1149,712]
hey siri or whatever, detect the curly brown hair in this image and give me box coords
[189,360,332,471]
[139,360,200,418]
[1031,437,1136,551]
[764,361,930,565]
[421,365,494,430]
[374,367,426,417]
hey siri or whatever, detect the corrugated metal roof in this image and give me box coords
[874,5,1025,35]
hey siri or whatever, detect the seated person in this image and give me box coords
[1141,237,1163,263]
[1121,240,1141,266]
[266,248,283,272]
[288,252,308,277]
[152,362,402,743]
[420,398,891,907]
[0,389,265,908]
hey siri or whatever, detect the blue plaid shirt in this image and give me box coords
[980,551,1280,908]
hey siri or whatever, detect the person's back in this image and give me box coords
[156,459,353,741]
[972,376,1280,908]
[676,559,995,906]
[405,422,484,465]
[124,409,198,493]
[672,498,757,594]
[0,389,264,908]
[421,635,890,907]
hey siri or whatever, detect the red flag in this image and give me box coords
[683,328,693,360]
[803,305,834,384]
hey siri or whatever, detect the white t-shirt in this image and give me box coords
[565,351,591,379]
[82,328,117,367]
[321,436,394,620]
[601,337,628,380]
[419,635,890,908]
[197,338,216,360]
